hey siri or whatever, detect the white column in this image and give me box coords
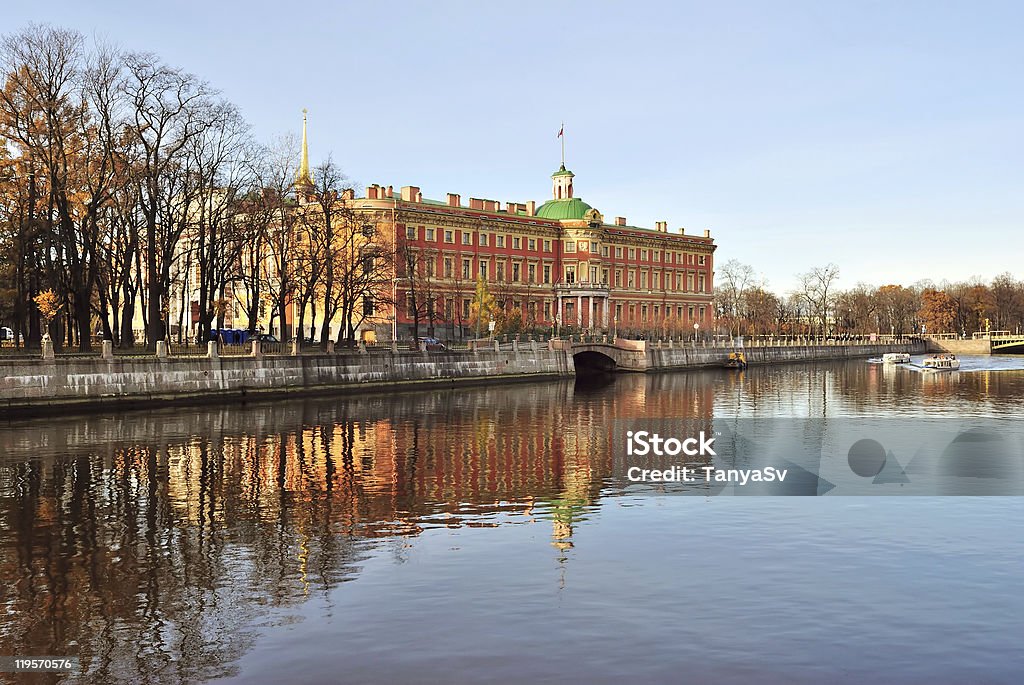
[576,295,582,326]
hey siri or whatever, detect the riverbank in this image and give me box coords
[0,348,576,416]
[0,340,926,416]
[646,340,927,370]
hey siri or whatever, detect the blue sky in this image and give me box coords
[7,1,1022,292]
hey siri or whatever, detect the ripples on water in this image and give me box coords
[1,359,1023,684]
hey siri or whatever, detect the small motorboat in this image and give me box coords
[882,353,911,364]
[922,353,960,371]
[724,351,747,369]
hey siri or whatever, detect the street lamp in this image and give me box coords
[694,322,700,341]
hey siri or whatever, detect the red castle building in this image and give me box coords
[350,162,716,342]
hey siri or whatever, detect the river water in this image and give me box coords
[1,357,1023,684]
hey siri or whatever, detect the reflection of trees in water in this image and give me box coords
[0,440,372,684]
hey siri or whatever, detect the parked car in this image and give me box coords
[0,326,14,342]
[252,333,280,343]
[418,336,446,351]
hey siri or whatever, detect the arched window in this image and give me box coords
[557,185,562,199]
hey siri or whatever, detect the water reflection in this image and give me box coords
[1,360,1023,682]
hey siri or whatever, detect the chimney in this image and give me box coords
[484,200,498,212]
[416,191,423,202]
[615,217,626,226]
[447,193,461,207]
[341,188,354,200]
[367,185,379,200]
[469,198,484,210]
[400,186,420,202]
[385,185,394,198]
[526,200,536,216]
[678,227,685,234]
[704,229,711,238]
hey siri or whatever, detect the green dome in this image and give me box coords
[535,197,593,220]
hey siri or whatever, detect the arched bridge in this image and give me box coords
[991,334,1024,353]
[569,340,650,372]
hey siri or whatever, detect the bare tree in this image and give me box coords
[122,51,213,349]
[716,259,757,336]
[251,135,299,341]
[798,264,840,336]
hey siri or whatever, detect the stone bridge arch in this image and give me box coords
[573,349,618,373]
[570,341,649,372]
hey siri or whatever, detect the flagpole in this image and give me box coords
[560,121,565,166]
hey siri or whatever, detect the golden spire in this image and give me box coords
[296,108,314,189]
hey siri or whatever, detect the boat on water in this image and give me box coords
[724,351,748,369]
[882,353,911,364]
[922,353,960,371]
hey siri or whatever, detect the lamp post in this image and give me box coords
[694,322,700,341]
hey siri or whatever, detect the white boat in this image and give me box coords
[922,354,960,371]
[882,353,911,364]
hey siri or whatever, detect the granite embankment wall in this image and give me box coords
[0,340,929,415]
[0,348,576,414]
[645,340,927,370]
[925,338,991,355]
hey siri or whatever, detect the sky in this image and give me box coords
[5,1,1023,292]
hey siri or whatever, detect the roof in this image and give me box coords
[534,197,593,220]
